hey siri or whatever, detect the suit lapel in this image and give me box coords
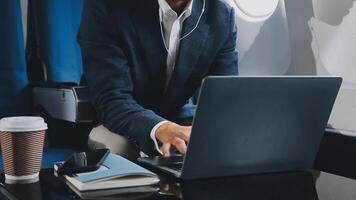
[165,0,210,98]
[131,0,167,81]
[132,0,210,108]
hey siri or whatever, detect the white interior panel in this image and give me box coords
[309,1,356,134]
[20,0,28,43]
[230,0,356,134]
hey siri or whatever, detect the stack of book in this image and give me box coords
[62,154,159,199]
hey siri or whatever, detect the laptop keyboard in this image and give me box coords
[157,155,184,172]
[168,165,183,172]
[158,155,184,164]
[138,155,185,175]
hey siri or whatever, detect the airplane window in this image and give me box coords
[233,0,280,22]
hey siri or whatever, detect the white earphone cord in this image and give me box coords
[159,0,206,52]
[180,0,206,40]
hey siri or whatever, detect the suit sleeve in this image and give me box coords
[78,0,165,155]
[209,8,239,76]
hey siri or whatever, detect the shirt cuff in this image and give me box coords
[150,121,169,155]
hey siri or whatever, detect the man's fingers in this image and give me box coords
[176,126,192,142]
[161,138,187,157]
[156,123,191,157]
[161,143,171,158]
[172,138,187,155]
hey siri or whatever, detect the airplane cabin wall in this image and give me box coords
[233,0,356,135]
[285,0,356,135]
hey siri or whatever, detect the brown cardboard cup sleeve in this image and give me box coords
[0,117,47,184]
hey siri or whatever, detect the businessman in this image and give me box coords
[78,0,238,158]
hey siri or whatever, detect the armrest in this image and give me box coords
[33,83,96,123]
[314,128,356,179]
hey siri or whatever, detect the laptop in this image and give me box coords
[138,76,342,180]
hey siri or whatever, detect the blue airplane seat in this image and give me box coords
[27,0,84,84]
[41,149,76,168]
[0,0,78,172]
[0,0,31,117]
[0,149,75,171]
[27,0,93,151]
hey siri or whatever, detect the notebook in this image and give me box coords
[64,154,159,192]
[67,184,158,199]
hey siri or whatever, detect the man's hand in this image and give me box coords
[155,122,192,157]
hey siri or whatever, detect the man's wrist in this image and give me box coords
[150,121,169,155]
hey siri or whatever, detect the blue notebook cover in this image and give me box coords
[74,154,157,183]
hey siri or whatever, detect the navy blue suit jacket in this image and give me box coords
[78,0,238,155]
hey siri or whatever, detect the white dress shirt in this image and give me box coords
[150,0,194,154]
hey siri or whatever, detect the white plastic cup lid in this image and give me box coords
[0,117,48,132]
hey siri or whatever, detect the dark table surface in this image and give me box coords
[1,169,356,200]
[1,131,356,200]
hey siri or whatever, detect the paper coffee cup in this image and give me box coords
[0,117,47,184]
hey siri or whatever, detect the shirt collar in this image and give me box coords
[158,0,193,17]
